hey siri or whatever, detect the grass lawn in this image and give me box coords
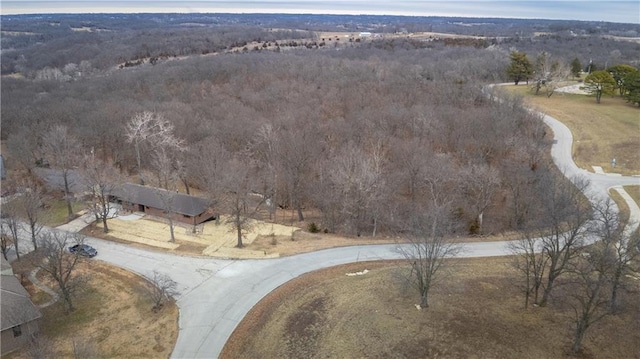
[222,259,640,359]
[4,197,84,228]
[7,257,178,358]
[610,185,640,226]
[42,198,85,227]
[502,85,640,175]
[625,185,640,207]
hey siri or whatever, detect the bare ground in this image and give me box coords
[221,258,640,359]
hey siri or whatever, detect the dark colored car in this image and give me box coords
[69,244,98,257]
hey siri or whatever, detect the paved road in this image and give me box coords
[5,101,639,358]
[92,109,640,358]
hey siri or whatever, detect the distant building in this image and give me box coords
[0,154,6,180]
[111,183,216,226]
[1,257,42,355]
[359,32,372,37]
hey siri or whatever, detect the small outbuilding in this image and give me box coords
[112,183,216,226]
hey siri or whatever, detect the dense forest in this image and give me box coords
[1,13,638,237]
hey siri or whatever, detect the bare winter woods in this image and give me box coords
[2,47,552,237]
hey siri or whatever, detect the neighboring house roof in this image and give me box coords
[1,275,42,331]
[33,168,87,194]
[113,183,211,217]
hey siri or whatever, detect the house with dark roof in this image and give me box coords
[112,183,216,226]
[1,258,42,355]
[33,168,87,195]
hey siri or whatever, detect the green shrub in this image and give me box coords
[308,222,320,233]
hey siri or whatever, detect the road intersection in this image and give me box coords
[5,102,639,358]
[130,106,640,358]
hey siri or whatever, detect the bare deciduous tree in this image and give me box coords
[391,138,430,205]
[563,199,639,353]
[148,147,184,242]
[1,199,22,259]
[80,154,122,233]
[26,336,56,359]
[252,123,280,220]
[461,164,500,234]
[222,157,255,248]
[192,137,229,212]
[589,198,639,312]
[531,51,570,97]
[535,175,590,307]
[20,180,46,251]
[398,203,461,309]
[42,125,81,219]
[146,270,179,312]
[36,231,88,313]
[6,125,43,175]
[277,125,318,222]
[509,232,548,308]
[566,251,612,354]
[125,111,185,184]
[328,143,387,236]
[0,229,10,260]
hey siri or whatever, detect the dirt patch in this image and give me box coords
[222,258,640,359]
[8,258,178,358]
[282,296,328,358]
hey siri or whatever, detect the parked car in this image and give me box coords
[69,244,98,257]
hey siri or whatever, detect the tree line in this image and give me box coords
[3,47,554,240]
[507,49,640,105]
[3,13,638,78]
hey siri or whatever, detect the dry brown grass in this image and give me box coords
[625,185,640,206]
[222,258,640,359]
[8,258,178,358]
[503,85,640,175]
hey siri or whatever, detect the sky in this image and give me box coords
[1,1,639,24]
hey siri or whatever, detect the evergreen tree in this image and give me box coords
[570,58,582,79]
[583,70,616,103]
[506,51,533,85]
[623,70,640,105]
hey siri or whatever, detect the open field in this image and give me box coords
[503,85,640,175]
[7,257,178,358]
[222,258,640,359]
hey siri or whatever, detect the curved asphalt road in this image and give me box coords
[7,95,638,358]
[91,102,639,358]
